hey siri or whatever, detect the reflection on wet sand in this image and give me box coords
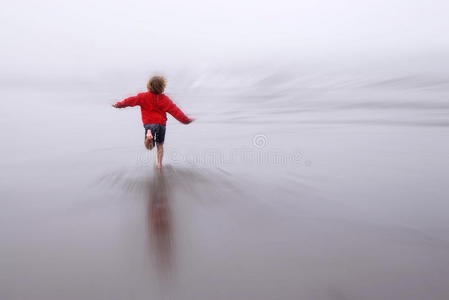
[97,164,234,281]
[147,169,173,273]
[81,155,449,300]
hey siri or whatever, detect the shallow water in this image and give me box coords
[1,66,449,300]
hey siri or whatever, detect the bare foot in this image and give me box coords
[145,132,154,150]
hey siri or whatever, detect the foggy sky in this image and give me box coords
[1,0,449,81]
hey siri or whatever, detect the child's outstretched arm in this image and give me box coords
[164,97,194,124]
[112,94,141,108]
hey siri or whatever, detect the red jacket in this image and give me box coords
[114,92,192,126]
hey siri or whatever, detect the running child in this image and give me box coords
[113,76,194,169]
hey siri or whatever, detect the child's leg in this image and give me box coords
[155,125,166,168]
[145,136,154,150]
[145,127,155,150]
[156,144,164,169]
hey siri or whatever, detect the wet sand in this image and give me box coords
[1,70,449,299]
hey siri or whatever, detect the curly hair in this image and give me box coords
[147,76,167,94]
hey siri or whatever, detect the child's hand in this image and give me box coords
[112,103,121,108]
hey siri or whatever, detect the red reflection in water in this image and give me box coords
[147,169,173,273]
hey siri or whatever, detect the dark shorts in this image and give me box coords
[144,124,166,145]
